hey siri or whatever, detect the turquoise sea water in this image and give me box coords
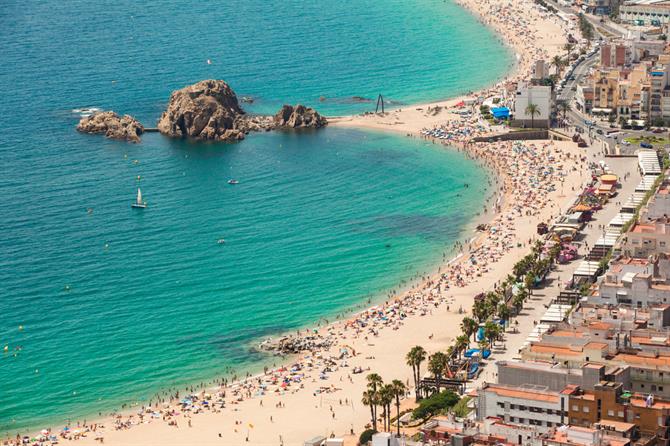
[0,0,511,433]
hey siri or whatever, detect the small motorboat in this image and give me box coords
[131,188,147,209]
[217,239,226,244]
[228,179,239,185]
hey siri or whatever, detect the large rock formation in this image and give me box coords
[157,80,327,142]
[157,79,253,141]
[76,80,327,144]
[76,111,144,143]
[273,104,327,129]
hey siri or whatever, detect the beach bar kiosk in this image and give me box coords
[491,107,510,120]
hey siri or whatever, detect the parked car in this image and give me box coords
[641,141,653,148]
[653,128,665,133]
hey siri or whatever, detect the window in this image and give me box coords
[660,386,664,392]
[608,410,615,416]
[583,406,590,413]
[572,405,579,411]
[519,405,527,411]
[618,411,624,418]
[498,402,505,408]
[518,418,525,424]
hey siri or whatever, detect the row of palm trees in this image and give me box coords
[361,373,407,435]
[403,241,560,401]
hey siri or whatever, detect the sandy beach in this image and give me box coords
[7,0,591,445]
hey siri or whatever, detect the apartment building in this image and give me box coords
[569,302,670,331]
[564,381,670,440]
[476,383,568,432]
[591,65,648,121]
[601,42,630,68]
[621,220,670,258]
[576,85,594,114]
[620,0,670,25]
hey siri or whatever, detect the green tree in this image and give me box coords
[472,299,488,322]
[483,321,501,349]
[362,390,377,433]
[525,103,541,129]
[405,345,427,402]
[428,352,449,394]
[391,379,407,436]
[451,396,472,418]
[379,384,394,431]
[551,55,565,75]
[556,100,571,122]
[412,390,460,420]
[460,316,478,343]
[366,373,383,431]
[455,334,470,358]
[359,428,377,445]
[497,303,511,325]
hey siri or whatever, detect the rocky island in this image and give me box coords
[76,79,327,143]
[76,111,144,143]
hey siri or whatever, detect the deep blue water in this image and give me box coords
[0,0,511,433]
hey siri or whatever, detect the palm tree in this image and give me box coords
[497,303,511,326]
[379,384,394,431]
[485,291,501,312]
[362,390,376,432]
[366,373,383,431]
[472,299,488,323]
[455,334,470,358]
[390,380,407,436]
[556,100,571,123]
[428,352,448,394]
[460,317,478,343]
[483,321,501,349]
[405,346,426,402]
[551,55,565,75]
[525,103,541,129]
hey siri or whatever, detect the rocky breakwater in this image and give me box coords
[157,79,327,142]
[273,104,327,129]
[259,334,334,355]
[76,111,144,143]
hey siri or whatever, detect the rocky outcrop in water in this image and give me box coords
[273,104,327,129]
[77,80,327,143]
[259,335,334,355]
[157,79,254,141]
[156,80,327,142]
[76,111,144,143]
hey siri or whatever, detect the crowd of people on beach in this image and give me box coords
[2,0,584,444]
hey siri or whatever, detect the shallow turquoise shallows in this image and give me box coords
[0,0,512,433]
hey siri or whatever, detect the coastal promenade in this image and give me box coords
[12,0,607,444]
[471,144,640,390]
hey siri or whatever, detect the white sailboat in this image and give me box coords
[131,187,147,209]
